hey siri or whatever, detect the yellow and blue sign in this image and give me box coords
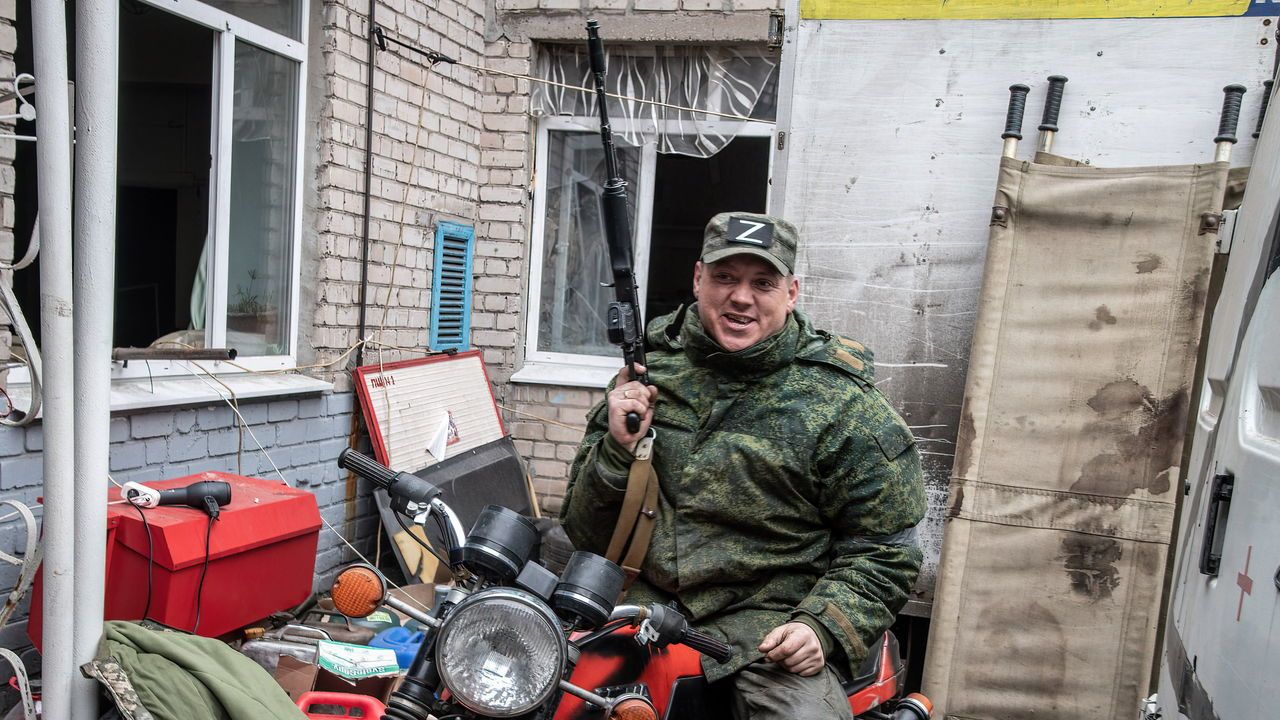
[801,0,1280,20]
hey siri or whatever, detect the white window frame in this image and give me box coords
[514,116,776,388]
[9,0,308,389]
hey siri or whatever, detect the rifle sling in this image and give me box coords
[605,432,658,590]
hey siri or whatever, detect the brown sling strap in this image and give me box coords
[604,431,659,590]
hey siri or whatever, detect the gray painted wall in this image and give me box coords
[0,391,376,659]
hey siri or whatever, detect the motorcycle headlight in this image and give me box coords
[436,588,566,717]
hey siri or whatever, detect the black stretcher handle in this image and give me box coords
[1001,84,1031,140]
[1254,79,1273,139]
[1039,75,1068,132]
[1216,84,1248,144]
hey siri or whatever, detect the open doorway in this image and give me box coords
[643,136,771,322]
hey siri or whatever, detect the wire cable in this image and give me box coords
[192,513,214,633]
[130,503,154,622]
[394,508,452,572]
[177,361,438,617]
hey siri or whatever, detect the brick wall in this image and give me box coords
[306,0,488,390]
[478,2,781,513]
[0,391,362,654]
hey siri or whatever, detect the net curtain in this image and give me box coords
[532,43,778,158]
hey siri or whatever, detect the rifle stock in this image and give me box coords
[586,20,648,433]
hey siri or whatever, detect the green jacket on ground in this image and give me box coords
[83,620,307,720]
[561,306,926,682]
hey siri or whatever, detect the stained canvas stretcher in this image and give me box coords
[922,153,1232,719]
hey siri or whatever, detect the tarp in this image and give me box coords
[922,155,1230,719]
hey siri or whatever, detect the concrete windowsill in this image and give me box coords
[5,373,333,418]
[509,362,615,389]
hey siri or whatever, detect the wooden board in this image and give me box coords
[354,350,507,473]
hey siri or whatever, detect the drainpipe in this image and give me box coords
[71,0,118,715]
[355,0,378,366]
[30,0,77,718]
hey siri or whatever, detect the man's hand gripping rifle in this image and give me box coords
[586,20,647,434]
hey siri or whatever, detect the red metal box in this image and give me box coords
[29,472,321,645]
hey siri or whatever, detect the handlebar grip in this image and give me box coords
[1038,75,1068,132]
[683,628,732,663]
[1254,79,1273,139]
[337,448,396,489]
[1216,84,1248,144]
[1001,84,1031,140]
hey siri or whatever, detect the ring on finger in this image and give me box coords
[622,389,632,399]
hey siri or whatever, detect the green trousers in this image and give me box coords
[728,662,856,720]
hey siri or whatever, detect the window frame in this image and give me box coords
[7,0,309,389]
[517,115,776,387]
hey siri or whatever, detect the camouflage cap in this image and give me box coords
[700,212,798,275]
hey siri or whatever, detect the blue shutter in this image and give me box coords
[429,222,475,351]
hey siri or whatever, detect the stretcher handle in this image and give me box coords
[1038,75,1068,132]
[1215,84,1248,144]
[1253,79,1273,139]
[1001,84,1031,140]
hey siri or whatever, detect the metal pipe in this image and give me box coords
[355,0,377,366]
[558,679,612,710]
[112,347,237,363]
[71,0,119,715]
[385,595,440,628]
[30,0,77,716]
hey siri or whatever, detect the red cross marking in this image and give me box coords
[1235,545,1253,623]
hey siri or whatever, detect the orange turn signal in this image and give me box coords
[609,696,657,720]
[330,564,387,618]
[901,693,934,719]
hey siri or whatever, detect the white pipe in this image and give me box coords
[30,1,77,718]
[72,0,118,715]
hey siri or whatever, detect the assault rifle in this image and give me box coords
[586,20,647,433]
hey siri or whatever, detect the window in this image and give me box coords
[517,118,775,387]
[10,0,307,382]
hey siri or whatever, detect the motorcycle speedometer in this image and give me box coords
[435,588,567,717]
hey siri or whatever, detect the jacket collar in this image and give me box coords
[656,303,801,379]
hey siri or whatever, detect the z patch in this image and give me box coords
[726,216,774,248]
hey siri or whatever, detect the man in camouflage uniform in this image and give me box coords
[561,212,927,719]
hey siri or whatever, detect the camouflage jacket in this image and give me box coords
[561,306,926,682]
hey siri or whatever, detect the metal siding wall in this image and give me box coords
[773,13,1274,611]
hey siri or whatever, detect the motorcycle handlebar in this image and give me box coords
[682,627,732,663]
[338,448,396,488]
[337,448,442,508]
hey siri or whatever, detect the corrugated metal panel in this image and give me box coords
[430,221,475,351]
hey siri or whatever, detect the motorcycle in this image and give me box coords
[331,448,933,720]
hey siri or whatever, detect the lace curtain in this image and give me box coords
[532,44,778,158]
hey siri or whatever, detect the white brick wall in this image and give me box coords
[479,3,780,512]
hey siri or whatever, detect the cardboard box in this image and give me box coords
[275,655,402,705]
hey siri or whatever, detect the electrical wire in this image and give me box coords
[570,618,631,649]
[178,360,439,617]
[131,502,154,622]
[192,513,215,633]
[394,507,452,571]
